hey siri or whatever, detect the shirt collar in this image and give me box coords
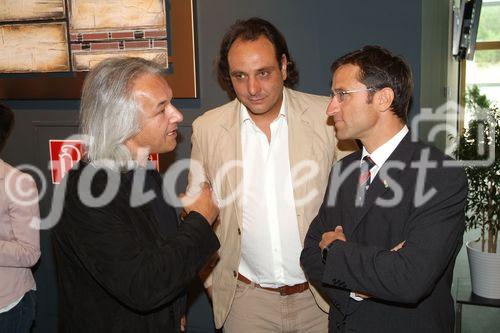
[240,91,287,125]
[361,125,409,168]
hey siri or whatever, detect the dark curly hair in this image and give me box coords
[331,45,413,123]
[0,103,14,151]
[217,17,299,96]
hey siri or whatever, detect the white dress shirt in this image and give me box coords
[361,125,409,181]
[238,95,306,288]
[351,125,409,301]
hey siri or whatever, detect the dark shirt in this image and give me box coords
[53,162,219,332]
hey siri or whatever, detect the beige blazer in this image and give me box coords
[189,88,355,328]
[0,159,40,308]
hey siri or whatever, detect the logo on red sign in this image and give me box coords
[49,140,84,184]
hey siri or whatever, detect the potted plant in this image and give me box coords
[456,85,500,298]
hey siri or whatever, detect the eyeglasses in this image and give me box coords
[330,87,376,103]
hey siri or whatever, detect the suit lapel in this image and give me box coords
[218,100,244,228]
[350,133,416,235]
[340,151,362,238]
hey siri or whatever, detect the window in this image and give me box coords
[461,0,500,126]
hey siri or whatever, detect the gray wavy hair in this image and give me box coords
[79,57,165,170]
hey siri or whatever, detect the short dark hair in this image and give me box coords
[331,45,413,123]
[217,17,299,96]
[0,103,14,150]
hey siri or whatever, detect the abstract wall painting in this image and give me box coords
[0,23,70,73]
[0,0,197,98]
[68,0,168,71]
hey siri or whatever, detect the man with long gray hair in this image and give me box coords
[53,57,220,332]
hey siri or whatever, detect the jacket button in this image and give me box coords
[238,228,241,235]
[233,270,237,277]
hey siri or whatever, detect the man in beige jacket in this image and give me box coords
[188,18,355,332]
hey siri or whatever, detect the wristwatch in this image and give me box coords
[321,243,332,263]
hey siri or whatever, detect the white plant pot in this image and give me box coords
[466,240,500,299]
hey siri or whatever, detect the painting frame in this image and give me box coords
[0,0,197,99]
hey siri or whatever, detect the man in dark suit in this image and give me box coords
[301,45,467,332]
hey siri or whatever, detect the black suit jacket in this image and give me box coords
[301,133,467,333]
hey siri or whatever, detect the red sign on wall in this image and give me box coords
[49,140,159,184]
[49,140,84,184]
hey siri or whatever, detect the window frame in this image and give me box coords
[458,42,500,134]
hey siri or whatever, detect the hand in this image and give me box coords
[391,241,405,251]
[319,226,346,250]
[180,315,186,332]
[180,182,219,225]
